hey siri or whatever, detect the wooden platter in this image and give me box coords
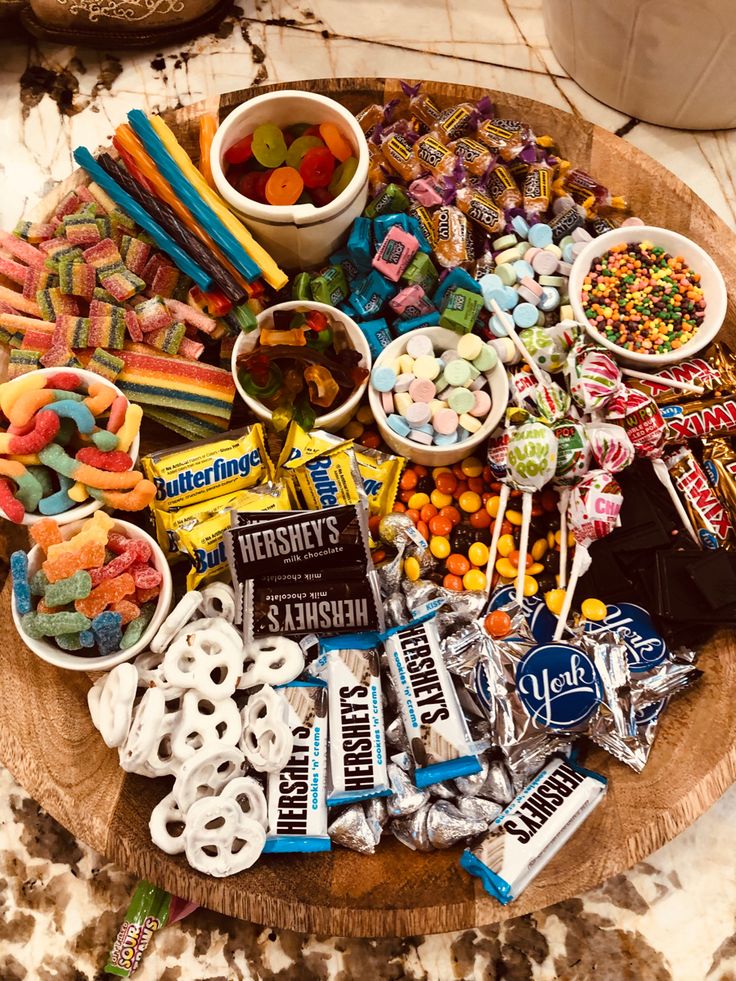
[1,78,735,938]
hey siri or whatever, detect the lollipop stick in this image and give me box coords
[552,546,587,641]
[621,367,704,396]
[484,483,510,600]
[650,457,700,545]
[558,487,570,589]
[514,491,533,604]
[489,299,548,388]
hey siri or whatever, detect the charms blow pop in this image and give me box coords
[506,419,557,602]
[552,469,623,640]
[552,418,590,588]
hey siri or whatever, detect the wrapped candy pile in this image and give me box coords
[5,82,736,912]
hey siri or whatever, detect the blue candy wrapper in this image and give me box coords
[262,680,331,854]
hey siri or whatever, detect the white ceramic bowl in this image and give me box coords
[369,327,509,467]
[231,300,371,432]
[210,90,369,268]
[568,225,727,366]
[0,367,141,526]
[12,517,172,672]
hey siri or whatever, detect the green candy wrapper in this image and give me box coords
[105,881,172,977]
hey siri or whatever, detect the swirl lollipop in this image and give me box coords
[552,418,591,588]
[618,388,699,544]
[585,422,635,475]
[567,342,624,416]
[553,469,624,641]
[506,419,558,603]
[519,320,581,374]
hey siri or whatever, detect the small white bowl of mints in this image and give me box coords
[368,327,508,466]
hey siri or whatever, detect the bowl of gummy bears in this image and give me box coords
[11,511,173,671]
[210,90,369,268]
[231,300,371,432]
[0,367,145,526]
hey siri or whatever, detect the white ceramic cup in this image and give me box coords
[210,90,369,269]
[0,367,141,526]
[231,300,371,433]
[12,517,173,672]
[568,226,727,367]
[369,327,509,467]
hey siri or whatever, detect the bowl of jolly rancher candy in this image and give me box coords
[231,300,371,431]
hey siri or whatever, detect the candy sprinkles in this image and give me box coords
[4,79,736,916]
[582,241,707,353]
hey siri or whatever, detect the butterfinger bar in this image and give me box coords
[460,757,607,905]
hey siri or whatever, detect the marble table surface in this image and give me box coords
[1,1,736,978]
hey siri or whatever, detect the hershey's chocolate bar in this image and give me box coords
[224,504,371,581]
[245,568,383,639]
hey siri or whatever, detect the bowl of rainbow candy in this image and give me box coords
[11,512,173,671]
[0,367,148,525]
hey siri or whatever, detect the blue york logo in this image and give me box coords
[473,660,493,714]
[660,405,682,419]
[306,456,339,506]
[489,585,556,644]
[584,603,667,673]
[516,643,601,730]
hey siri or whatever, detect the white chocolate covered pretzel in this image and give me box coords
[239,636,304,689]
[200,582,236,622]
[150,590,203,653]
[132,649,185,697]
[239,685,293,773]
[184,796,265,876]
[119,687,166,773]
[149,791,187,855]
[87,662,138,749]
[163,626,243,701]
[170,690,242,763]
[221,776,268,830]
[173,745,245,812]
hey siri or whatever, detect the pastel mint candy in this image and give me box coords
[44,569,92,607]
[11,550,31,615]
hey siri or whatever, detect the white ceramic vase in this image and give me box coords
[543,0,736,130]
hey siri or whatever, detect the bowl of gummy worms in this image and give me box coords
[568,225,726,366]
[0,367,145,526]
[11,512,172,670]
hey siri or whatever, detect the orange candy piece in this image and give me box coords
[319,122,353,162]
[75,572,135,619]
[111,598,141,625]
[43,540,106,583]
[30,517,63,553]
[446,553,470,577]
[484,610,512,639]
[265,166,304,206]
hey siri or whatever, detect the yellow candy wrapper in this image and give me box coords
[142,424,272,511]
[277,421,351,470]
[176,482,291,589]
[152,487,254,562]
[353,443,404,516]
